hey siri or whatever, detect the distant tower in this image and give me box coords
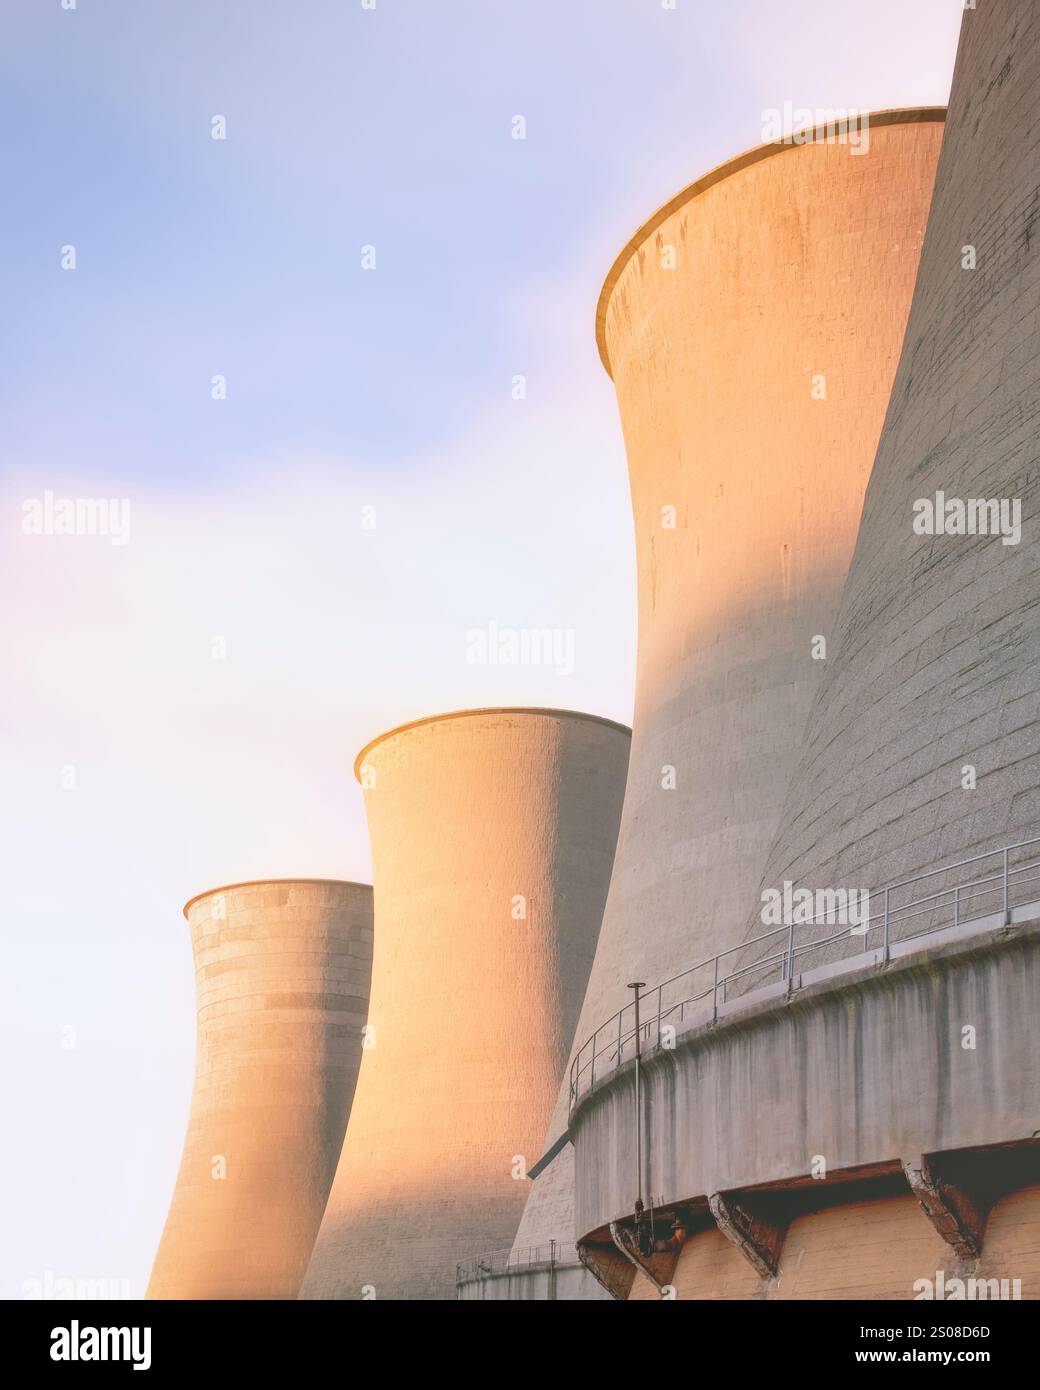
[513,110,946,1292]
[301,708,630,1301]
[147,880,373,1299]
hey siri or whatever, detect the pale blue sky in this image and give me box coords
[0,0,962,1297]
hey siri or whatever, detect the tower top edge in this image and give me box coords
[182,878,373,919]
[594,105,948,379]
[352,706,633,781]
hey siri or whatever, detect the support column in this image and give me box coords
[709,1191,786,1279]
[902,1154,989,1259]
[611,1214,687,1293]
[576,1237,636,1302]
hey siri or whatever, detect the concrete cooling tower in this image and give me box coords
[147,880,373,1300]
[300,707,629,1301]
[558,1,1040,1303]
[743,0,1040,966]
[508,110,945,1297]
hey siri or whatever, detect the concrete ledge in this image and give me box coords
[571,917,1040,1240]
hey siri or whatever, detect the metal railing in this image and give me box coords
[569,835,1040,1110]
[455,1240,579,1286]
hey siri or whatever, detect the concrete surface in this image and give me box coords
[627,1185,1040,1300]
[147,880,373,1299]
[570,919,1040,1240]
[301,708,629,1300]
[744,0,1040,961]
[515,110,945,1292]
[456,1258,607,1301]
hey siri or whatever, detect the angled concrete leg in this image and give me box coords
[902,1154,988,1258]
[576,1236,636,1301]
[610,1219,684,1295]
[709,1191,786,1278]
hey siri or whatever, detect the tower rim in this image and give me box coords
[594,105,948,380]
[353,706,632,782]
[182,878,372,920]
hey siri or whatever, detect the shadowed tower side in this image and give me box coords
[745,0,1040,954]
[147,880,373,1299]
[301,707,630,1301]
[513,110,946,1286]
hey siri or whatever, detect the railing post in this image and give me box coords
[656,984,663,1046]
[883,886,891,962]
[590,1031,596,1091]
[617,1008,623,1065]
[1003,847,1010,924]
[786,916,796,994]
[712,954,719,1022]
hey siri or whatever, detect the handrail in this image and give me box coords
[568,835,1040,1109]
[455,1240,579,1285]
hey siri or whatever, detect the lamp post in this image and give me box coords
[628,981,650,1253]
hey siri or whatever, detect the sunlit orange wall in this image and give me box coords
[147,880,373,1299]
[629,1188,1040,1300]
[303,709,630,1301]
[520,113,945,1261]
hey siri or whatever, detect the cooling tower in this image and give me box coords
[512,110,945,1289]
[147,879,373,1300]
[300,707,629,1301]
[555,2,1040,1304]
[745,0,1040,942]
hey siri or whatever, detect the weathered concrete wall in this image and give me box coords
[745,0,1040,949]
[629,1187,1040,1300]
[516,111,945,1284]
[571,921,1040,1240]
[302,708,629,1301]
[457,1263,608,1302]
[147,880,373,1300]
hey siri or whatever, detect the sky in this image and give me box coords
[0,0,964,1298]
